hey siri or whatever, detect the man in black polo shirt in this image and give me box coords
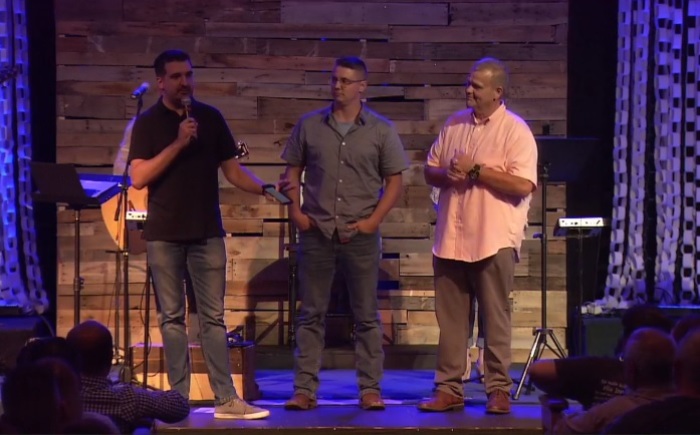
[281,56,409,411]
[128,49,270,420]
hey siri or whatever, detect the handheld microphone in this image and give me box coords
[130,82,150,99]
[181,96,192,118]
[181,97,197,140]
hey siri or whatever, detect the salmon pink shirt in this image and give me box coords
[427,104,538,263]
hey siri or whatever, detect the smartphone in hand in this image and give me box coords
[263,185,292,205]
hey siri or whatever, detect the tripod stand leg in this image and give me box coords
[522,334,551,396]
[514,329,543,400]
[548,329,568,359]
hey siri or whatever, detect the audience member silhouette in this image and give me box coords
[604,326,700,434]
[66,320,190,433]
[0,358,82,434]
[554,328,675,433]
[530,304,673,409]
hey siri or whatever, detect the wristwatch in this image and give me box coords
[468,164,481,181]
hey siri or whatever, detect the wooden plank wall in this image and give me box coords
[54,0,569,362]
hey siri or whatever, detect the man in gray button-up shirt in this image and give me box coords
[281,56,408,411]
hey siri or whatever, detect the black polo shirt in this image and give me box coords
[128,98,237,242]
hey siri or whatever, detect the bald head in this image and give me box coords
[66,320,113,377]
[471,57,509,96]
[675,327,700,394]
[623,327,675,389]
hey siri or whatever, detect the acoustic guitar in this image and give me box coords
[101,140,250,250]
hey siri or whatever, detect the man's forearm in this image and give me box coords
[283,166,304,216]
[130,140,185,189]
[228,164,266,195]
[424,165,451,188]
[477,168,535,198]
[369,174,403,224]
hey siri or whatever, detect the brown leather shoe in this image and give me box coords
[417,390,464,412]
[284,393,317,410]
[486,389,511,414]
[359,392,385,410]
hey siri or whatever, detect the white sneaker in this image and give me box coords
[214,398,270,419]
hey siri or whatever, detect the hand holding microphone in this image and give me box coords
[178,96,198,145]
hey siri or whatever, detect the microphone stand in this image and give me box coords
[116,94,144,384]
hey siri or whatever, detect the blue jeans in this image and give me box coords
[147,237,237,403]
[294,228,384,399]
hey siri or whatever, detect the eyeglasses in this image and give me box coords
[329,76,366,86]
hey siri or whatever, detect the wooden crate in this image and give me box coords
[130,343,260,401]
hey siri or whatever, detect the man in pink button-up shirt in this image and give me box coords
[417,58,538,415]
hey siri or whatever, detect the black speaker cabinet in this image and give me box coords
[579,315,623,357]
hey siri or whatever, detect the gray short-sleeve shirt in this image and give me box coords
[281,105,409,240]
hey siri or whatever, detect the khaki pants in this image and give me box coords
[432,248,515,398]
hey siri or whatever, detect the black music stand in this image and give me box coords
[513,137,597,399]
[31,162,120,326]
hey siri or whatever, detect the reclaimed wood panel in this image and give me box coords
[258,98,424,121]
[391,60,566,74]
[56,81,238,97]
[207,54,391,72]
[426,98,567,121]
[281,1,448,25]
[121,0,282,23]
[55,0,122,21]
[390,26,557,43]
[57,21,207,37]
[54,0,570,355]
[450,2,568,26]
[205,22,390,39]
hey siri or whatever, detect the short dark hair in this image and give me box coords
[334,56,367,78]
[66,320,114,377]
[16,336,80,371]
[154,49,192,77]
[614,304,673,355]
[672,314,700,343]
[621,304,673,337]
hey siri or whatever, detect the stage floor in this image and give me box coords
[156,368,549,434]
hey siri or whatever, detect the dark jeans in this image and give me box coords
[147,237,237,403]
[293,228,384,399]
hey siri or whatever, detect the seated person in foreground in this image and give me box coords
[14,336,80,370]
[603,326,700,434]
[0,358,83,434]
[66,320,190,433]
[671,313,700,343]
[530,304,673,409]
[553,328,675,434]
